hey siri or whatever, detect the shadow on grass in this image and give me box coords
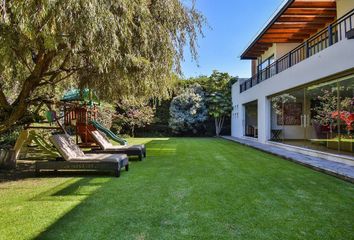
[32,138,178,239]
[30,177,112,202]
[0,138,172,182]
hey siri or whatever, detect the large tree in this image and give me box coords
[205,71,234,136]
[0,0,205,134]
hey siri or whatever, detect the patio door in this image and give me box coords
[305,75,354,156]
[271,74,354,157]
[305,80,339,152]
[270,88,306,146]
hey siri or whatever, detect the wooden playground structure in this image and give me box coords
[10,89,127,166]
[62,102,99,147]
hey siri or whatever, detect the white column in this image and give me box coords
[257,96,270,143]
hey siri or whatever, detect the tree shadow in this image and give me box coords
[0,161,36,183]
[30,177,111,202]
[0,138,171,182]
[32,138,181,239]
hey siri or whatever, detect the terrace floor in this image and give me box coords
[0,137,353,239]
[222,136,354,183]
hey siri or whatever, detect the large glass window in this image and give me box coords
[270,74,354,157]
[258,55,275,81]
[270,88,304,144]
[244,101,258,138]
[306,80,340,152]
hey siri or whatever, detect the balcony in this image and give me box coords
[240,8,354,93]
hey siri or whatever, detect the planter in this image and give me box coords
[0,149,16,169]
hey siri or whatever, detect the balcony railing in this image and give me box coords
[240,8,354,93]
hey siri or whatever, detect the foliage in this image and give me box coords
[176,75,209,94]
[169,84,208,134]
[114,100,155,137]
[152,100,172,125]
[204,71,234,136]
[312,86,353,133]
[0,0,205,135]
[96,103,115,129]
[144,71,235,136]
[271,94,297,124]
[0,126,21,149]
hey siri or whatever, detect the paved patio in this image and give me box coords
[222,136,354,183]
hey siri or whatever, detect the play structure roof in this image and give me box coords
[61,89,100,104]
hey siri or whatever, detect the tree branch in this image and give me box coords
[38,71,75,87]
[11,47,32,72]
[38,51,72,86]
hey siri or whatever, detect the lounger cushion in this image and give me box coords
[50,134,129,166]
[50,134,82,160]
[91,130,145,152]
[91,130,113,149]
[63,135,86,157]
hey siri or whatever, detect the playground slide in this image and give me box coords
[28,131,60,157]
[91,120,127,145]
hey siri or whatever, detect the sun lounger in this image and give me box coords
[90,130,146,161]
[35,134,129,177]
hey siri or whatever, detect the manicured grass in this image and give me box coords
[0,138,353,240]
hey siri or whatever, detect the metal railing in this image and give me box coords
[240,8,354,93]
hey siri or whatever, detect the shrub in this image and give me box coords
[113,100,155,137]
[169,84,208,134]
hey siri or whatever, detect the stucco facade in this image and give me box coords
[232,1,354,161]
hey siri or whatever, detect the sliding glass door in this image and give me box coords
[270,88,305,146]
[305,80,340,152]
[337,76,353,153]
[270,74,354,157]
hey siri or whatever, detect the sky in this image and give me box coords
[181,0,285,79]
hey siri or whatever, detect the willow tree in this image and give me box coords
[0,0,204,134]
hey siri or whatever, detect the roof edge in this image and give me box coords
[240,0,295,60]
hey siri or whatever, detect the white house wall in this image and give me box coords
[232,37,354,143]
[337,0,354,18]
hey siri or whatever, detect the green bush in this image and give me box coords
[0,127,21,149]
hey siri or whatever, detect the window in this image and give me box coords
[258,55,275,71]
[258,55,275,81]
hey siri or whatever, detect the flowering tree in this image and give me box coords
[312,87,353,134]
[114,101,155,137]
[169,84,208,134]
[97,103,116,129]
[204,71,234,136]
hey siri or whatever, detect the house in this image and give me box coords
[231,0,354,163]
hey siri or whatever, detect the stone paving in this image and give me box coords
[222,136,354,183]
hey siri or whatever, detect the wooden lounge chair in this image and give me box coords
[90,130,146,161]
[35,134,129,177]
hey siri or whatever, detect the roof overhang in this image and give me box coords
[241,0,337,60]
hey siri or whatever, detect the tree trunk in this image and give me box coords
[214,116,225,137]
[131,126,135,137]
[0,149,16,169]
[215,118,220,137]
[0,50,56,134]
[0,85,10,108]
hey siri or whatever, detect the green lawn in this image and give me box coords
[0,138,353,240]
